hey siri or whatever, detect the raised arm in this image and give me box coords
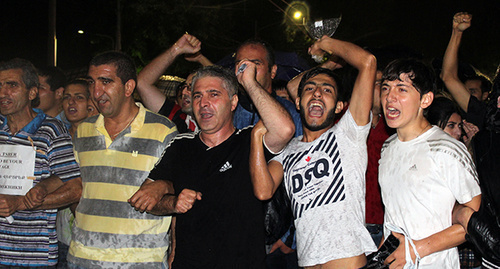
[137,34,202,112]
[184,51,213,67]
[309,36,376,126]
[249,120,285,200]
[440,12,473,112]
[287,60,343,102]
[236,61,295,153]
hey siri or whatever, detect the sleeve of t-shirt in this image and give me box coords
[270,146,285,165]
[48,131,81,182]
[466,96,487,130]
[148,140,176,183]
[439,141,481,204]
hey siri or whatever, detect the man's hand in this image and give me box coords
[174,189,202,214]
[385,232,418,269]
[453,12,472,32]
[308,35,334,58]
[251,120,268,140]
[321,56,345,70]
[173,34,201,56]
[129,179,171,213]
[23,184,49,210]
[0,194,25,217]
[462,120,479,146]
[269,239,295,254]
[235,60,261,91]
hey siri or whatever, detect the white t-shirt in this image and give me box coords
[273,110,377,267]
[379,126,481,269]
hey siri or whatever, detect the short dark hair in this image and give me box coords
[466,74,492,94]
[236,39,275,70]
[65,78,90,98]
[89,51,137,85]
[191,65,239,97]
[0,58,39,90]
[37,66,67,91]
[0,58,40,107]
[382,58,436,96]
[297,67,344,101]
[426,97,461,130]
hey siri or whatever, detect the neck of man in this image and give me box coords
[397,118,432,142]
[301,123,334,142]
[199,124,235,148]
[104,101,140,140]
[7,107,37,134]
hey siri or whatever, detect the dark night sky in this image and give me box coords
[1,0,499,78]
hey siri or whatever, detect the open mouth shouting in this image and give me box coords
[66,106,78,115]
[385,106,400,120]
[307,100,325,118]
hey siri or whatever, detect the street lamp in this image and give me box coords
[285,1,309,25]
[78,30,116,51]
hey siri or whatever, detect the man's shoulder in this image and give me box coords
[143,108,177,128]
[39,115,71,137]
[427,128,470,156]
[166,131,197,148]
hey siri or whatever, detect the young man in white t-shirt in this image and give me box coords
[250,36,378,268]
[379,59,481,268]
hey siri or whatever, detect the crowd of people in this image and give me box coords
[0,11,498,269]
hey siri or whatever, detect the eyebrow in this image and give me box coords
[235,59,262,64]
[381,81,410,87]
[305,81,336,89]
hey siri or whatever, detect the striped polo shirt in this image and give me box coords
[68,103,177,268]
[0,109,81,267]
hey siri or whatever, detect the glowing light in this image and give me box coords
[77,30,84,34]
[294,11,302,20]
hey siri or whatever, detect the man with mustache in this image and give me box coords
[0,58,81,267]
[250,36,378,268]
[145,64,295,268]
[67,51,178,268]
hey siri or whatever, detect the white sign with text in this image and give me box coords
[0,144,35,195]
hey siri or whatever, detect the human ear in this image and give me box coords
[420,91,434,109]
[230,94,239,111]
[335,101,345,114]
[28,87,38,101]
[124,79,136,97]
[270,64,277,80]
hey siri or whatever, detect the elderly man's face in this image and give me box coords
[191,76,237,135]
[0,68,37,118]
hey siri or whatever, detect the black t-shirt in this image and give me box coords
[466,96,487,130]
[158,99,190,134]
[473,130,500,213]
[149,128,272,269]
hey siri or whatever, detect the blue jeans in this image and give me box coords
[366,223,383,247]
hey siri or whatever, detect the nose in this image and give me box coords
[313,87,322,98]
[199,95,209,108]
[454,125,462,138]
[0,84,9,97]
[385,88,396,103]
[68,96,76,105]
[91,82,104,100]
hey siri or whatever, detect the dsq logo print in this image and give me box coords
[282,132,345,219]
